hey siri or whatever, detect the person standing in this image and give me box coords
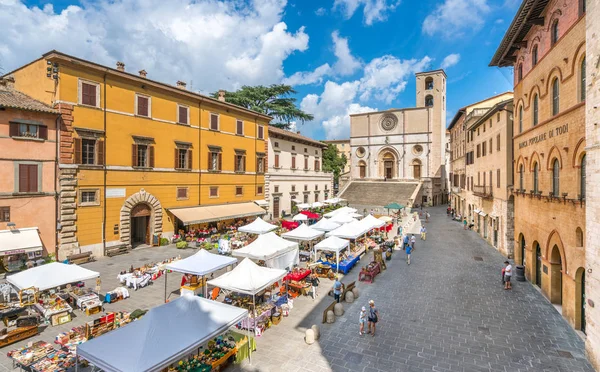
[359,306,367,335]
[426,212,430,222]
[405,241,413,265]
[367,300,379,336]
[310,273,320,300]
[333,277,343,303]
[410,234,416,250]
[420,226,426,240]
[504,261,512,290]
[403,234,409,251]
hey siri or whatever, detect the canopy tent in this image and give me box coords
[378,216,393,223]
[329,213,357,224]
[169,202,266,226]
[311,218,341,232]
[311,202,324,208]
[314,236,350,272]
[324,206,357,218]
[292,214,308,221]
[77,295,248,372]
[359,215,386,231]
[384,202,404,210]
[238,217,278,235]
[323,197,346,205]
[300,210,320,219]
[326,220,369,240]
[208,258,287,296]
[294,203,310,210]
[253,199,269,208]
[281,223,324,241]
[349,212,363,218]
[0,227,43,256]
[232,232,299,269]
[7,262,99,291]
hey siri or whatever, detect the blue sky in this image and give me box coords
[2,0,517,140]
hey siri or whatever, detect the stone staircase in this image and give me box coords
[339,181,419,208]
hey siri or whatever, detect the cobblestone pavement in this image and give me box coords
[0,207,594,372]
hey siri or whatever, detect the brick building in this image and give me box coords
[491,0,587,332]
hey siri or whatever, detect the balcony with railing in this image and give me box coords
[473,185,493,198]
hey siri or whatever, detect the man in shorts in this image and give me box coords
[504,261,512,290]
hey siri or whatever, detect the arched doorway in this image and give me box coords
[549,244,563,305]
[383,153,394,179]
[534,242,542,287]
[412,159,422,179]
[358,160,366,179]
[519,234,526,266]
[131,203,151,246]
[377,149,398,179]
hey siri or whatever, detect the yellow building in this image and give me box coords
[7,51,270,259]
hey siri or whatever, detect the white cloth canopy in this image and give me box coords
[329,213,357,224]
[311,202,324,208]
[294,203,310,210]
[349,212,363,218]
[323,197,346,204]
[324,206,357,218]
[238,217,278,235]
[232,232,298,269]
[311,218,341,232]
[378,216,393,222]
[327,220,369,240]
[292,214,308,221]
[77,295,247,372]
[360,214,386,230]
[314,236,349,253]
[281,223,324,241]
[208,258,287,295]
[165,249,237,276]
[0,228,43,256]
[7,262,99,291]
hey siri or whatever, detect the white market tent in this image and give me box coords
[379,216,393,223]
[327,220,369,240]
[292,214,308,221]
[314,236,350,272]
[76,295,248,372]
[238,217,278,235]
[311,202,324,208]
[232,232,299,269]
[281,223,324,241]
[164,249,237,300]
[324,206,357,218]
[7,262,99,291]
[323,197,346,205]
[329,213,357,224]
[349,212,363,218]
[311,218,341,232]
[295,203,311,210]
[208,258,287,296]
[360,214,386,231]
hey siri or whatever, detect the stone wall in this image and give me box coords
[57,167,78,260]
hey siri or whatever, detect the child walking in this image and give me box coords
[359,306,367,335]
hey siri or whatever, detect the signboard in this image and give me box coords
[518,123,569,149]
[106,188,126,198]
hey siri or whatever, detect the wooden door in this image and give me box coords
[359,165,366,178]
[273,198,280,219]
[414,165,421,179]
[384,161,393,179]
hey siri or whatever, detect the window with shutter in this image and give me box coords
[257,186,263,195]
[0,207,9,222]
[137,95,150,117]
[497,169,500,188]
[291,156,296,169]
[257,126,264,139]
[209,186,218,197]
[178,105,189,125]
[274,154,279,168]
[81,82,97,106]
[149,146,155,168]
[236,120,243,135]
[18,164,38,193]
[497,135,500,151]
[210,114,219,130]
[304,157,308,170]
[82,139,96,165]
[177,187,188,199]
[236,186,243,196]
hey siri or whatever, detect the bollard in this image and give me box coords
[305,329,315,344]
[334,303,344,317]
[326,310,335,324]
[311,324,320,340]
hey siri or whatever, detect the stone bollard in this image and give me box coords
[326,310,335,324]
[345,291,355,303]
[352,287,359,299]
[311,324,320,340]
[334,303,344,317]
[305,328,315,344]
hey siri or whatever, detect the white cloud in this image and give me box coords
[332,31,361,75]
[0,0,308,93]
[282,63,331,86]
[422,0,491,37]
[333,0,400,25]
[315,7,326,16]
[440,53,460,69]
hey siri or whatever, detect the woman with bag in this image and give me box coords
[310,273,320,300]
[367,300,380,337]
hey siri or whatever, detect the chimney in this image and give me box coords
[116,61,125,72]
[0,76,15,90]
[139,70,147,78]
[218,90,226,102]
[176,81,187,90]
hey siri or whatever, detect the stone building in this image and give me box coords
[585,0,599,368]
[266,127,333,219]
[347,70,447,206]
[491,0,587,332]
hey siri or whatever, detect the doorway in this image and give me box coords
[273,197,280,219]
[483,217,487,239]
[384,161,393,179]
[131,203,151,246]
[550,245,563,305]
[535,243,542,287]
[580,270,586,333]
[359,161,366,179]
[414,165,421,179]
[520,235,526,266]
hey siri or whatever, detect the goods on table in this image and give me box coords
[7,340,54,367]
[170,335,238,372]
[103,287,130,303]
[34,293,73,326]
[30,349,76,372]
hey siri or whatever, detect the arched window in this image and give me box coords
[533,94,539,126]
[552,78,560,115]
[552,159,560,196]
[580,0,586,16]
[425,95,434,107]
[532,45,538,66]
[551,20,559,46]
[518,64,523,81]
[519,164,524,191]
[581,57,586,102]
[519,105,523,133]
[425,77,434,90]
[576,227,583,247]
[533,162,539,193]
[581,154,586,199]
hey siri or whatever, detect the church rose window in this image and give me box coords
[380,114,398,131]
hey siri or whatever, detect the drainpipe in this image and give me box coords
[198,100,202,207]
[102,72,107,254]
[54,115,60,258]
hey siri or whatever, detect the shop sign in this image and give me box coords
[518,123,569,149]
[106,188,126,198]
[1,249,26,256]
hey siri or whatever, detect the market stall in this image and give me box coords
[164,249,237,301]
[238,217,278,235]
[359,215,386,231]
[324,206,357,218]
[311,218,341,232]
[232,232,298,270]
[0,227,44,273]
[314,236,349,273]
[76,296,249,372]
[323,197,346,205]
[281,220,299,231]
[328,213,357,224]
[281,223,324,262]
[292,214,308,222]
[326,220,370,240]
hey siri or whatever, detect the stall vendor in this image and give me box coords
[181,274,192,287]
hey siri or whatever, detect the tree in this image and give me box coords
[322,144,347,185]
[211,84,313,129]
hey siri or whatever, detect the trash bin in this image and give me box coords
[515,265,525,282]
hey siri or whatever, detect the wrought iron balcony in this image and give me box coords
[473,185,493,198]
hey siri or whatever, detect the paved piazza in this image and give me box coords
[0,207,594,372]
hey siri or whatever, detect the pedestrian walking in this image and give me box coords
[504,261,513,290]
[410,234,416,250]
[367,300,379,336]
[397,225,402,237]
[420,226,427,241]
[333,276,343,303]
[406,241,413,265]
[426,212,430,222]
[359,306,367,335]
[310,273,320,300]
[403,234,409,251]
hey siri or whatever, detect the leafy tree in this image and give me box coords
[322,144,347,184]
[211,84,313,129]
